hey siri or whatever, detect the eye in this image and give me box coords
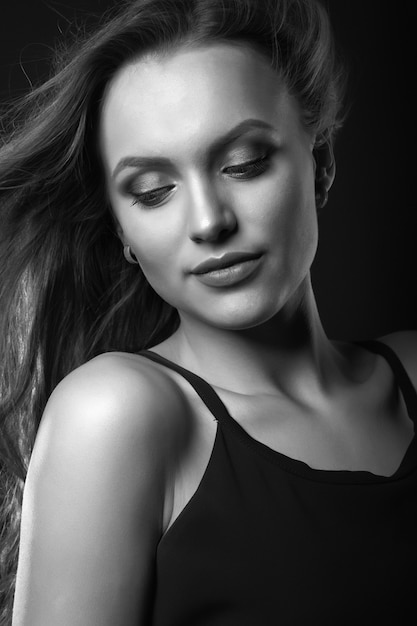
[130,184,175,208]
[222,155,270,180]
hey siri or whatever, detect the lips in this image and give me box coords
[190,251,263,275]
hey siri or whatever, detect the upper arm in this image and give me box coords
[12,353,188,626]
[379,330,417,390]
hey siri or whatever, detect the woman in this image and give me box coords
[0,0,416,624]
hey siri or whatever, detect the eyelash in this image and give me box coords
[131,186,175,207]
[129,155,270,208]
[222,154,270,179]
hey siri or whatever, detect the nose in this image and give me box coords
[187,177,237,243]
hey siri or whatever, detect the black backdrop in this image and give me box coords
[1,1,415,340]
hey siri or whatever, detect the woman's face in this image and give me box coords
[100,43,318,330]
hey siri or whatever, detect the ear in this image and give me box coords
[312,140,336,209]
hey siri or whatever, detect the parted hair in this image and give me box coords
[0,0,346,621]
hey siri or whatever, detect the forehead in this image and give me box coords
[99,43,302,170]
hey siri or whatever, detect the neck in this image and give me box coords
[158,276,355,402]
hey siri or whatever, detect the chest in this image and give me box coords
[165,368,415,536]
[154,377,417,626]
[221,388,414,474]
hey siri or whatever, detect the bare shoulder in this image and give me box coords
[42,350,190,448]
[378,330,417,389]
[32,349,192,514]
[14,353,191,624]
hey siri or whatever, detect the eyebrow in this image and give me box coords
[111,118,276,179]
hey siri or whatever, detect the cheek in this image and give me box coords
[253,163,316,239]
[122,214,183,285]
[281,176,318,259]
[256,161,318,280]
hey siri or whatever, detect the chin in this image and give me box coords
[192,294,287,331]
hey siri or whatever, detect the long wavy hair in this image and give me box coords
[0,0,346,621]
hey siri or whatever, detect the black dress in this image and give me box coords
[138,341,417,626]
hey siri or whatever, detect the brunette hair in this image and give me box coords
[0,0,345,621]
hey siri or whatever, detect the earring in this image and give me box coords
[123,245,139,265]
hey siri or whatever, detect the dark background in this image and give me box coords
[0,1,415,340]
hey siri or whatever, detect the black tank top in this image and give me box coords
[138,340,417,626]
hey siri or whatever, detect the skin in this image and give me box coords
[12,43,417,625]
[100,43,414,439]
[102,43,318,335]
[101,44,324,390]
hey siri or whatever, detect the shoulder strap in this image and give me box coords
[137,350,232,423]
[356,339,417,420]
[139,341,417,425]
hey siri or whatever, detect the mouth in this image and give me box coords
[190,251,263,275]
[190,251,264,288]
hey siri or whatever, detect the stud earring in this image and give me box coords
[123,245,139,265]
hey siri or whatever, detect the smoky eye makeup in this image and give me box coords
[117,171,177,208]
[130,184,175,207]
[221,137,277,166]
[119,172,172,196]
[224,145,265,165]
[116,136,278,206]
[220,142,276,178]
